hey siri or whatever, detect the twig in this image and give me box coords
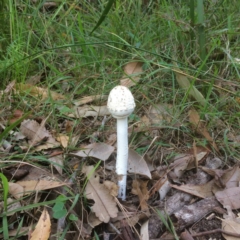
[192,229,240,238]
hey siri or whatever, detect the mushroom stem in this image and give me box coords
[107,85,135,201]
[116,117,128,200]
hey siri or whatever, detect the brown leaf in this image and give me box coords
[83,165,118,223]
[88,212,102,228]
[188,108,219,152]
[69,105,110,118]
[73,95,107,106]
[222,166,240,189]
[120,61,143,87]
[222,205,240,240]
[9,109,24,125]
[56,134,69,148]
[15,83,65,100]
[128,149,151,179]
[71,143,114,161]
[202,166,240,190]
[171,179,215,198]
[48,153,64,175]
[16,180,68,195]
[131,179,149,210]
[30,208,51,240]
[104,180,119,197]
[215,187,240,210]
[0,227,28,238]
[9,182,24,199]
[20,119,60,150]
[0,198,22,216]
[139,104,173,127]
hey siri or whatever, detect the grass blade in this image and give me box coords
[0,173,9,239]
[197,0,206,69]
[90,0,116,34]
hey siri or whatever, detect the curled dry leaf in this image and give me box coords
[30,208,51,240]
[70,143,114,161]
[82,165,118,223]
[120,61,143,88]
[201,166,240,191]
[158,176,171,200]
[128,149,151,179]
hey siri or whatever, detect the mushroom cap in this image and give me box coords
[107,86,135,119]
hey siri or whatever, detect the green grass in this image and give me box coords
[1,0,240,238]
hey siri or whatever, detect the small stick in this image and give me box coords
[192,229,240,238]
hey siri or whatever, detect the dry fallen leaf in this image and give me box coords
[73,95,107,106]
[56,134,69,148]
[221,166,240,189]
[215,187,240,210]
[111,211,140,227]
[8,109,24,125]
[68,105,110,118]
[188,108,219,152]
[30,208,51,240]
[20,119,60,150]
[83,165,118,223]
[0,198,22,216]
[16,180,68,196]
[71,143,114,161]
[15,83,65,100]
[131,179,149,210]
[0,227,29,238]
[222,205,240,240]
[128,149,151,179]
[9,182,24,199]
[120,61,143,88]
[171,179,215,198]
[104,180,119,197]
[88,212,102,228]
[202,166,240,190]
[48,153,64,175]
[139,104,173,127]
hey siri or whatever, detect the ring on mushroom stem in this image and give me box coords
[107,86,136,201]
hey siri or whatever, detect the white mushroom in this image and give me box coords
[107,86,136,200]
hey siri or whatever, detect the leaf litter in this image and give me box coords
[1,64,240,240]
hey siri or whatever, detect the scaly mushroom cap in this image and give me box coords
[107,86,135,119]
